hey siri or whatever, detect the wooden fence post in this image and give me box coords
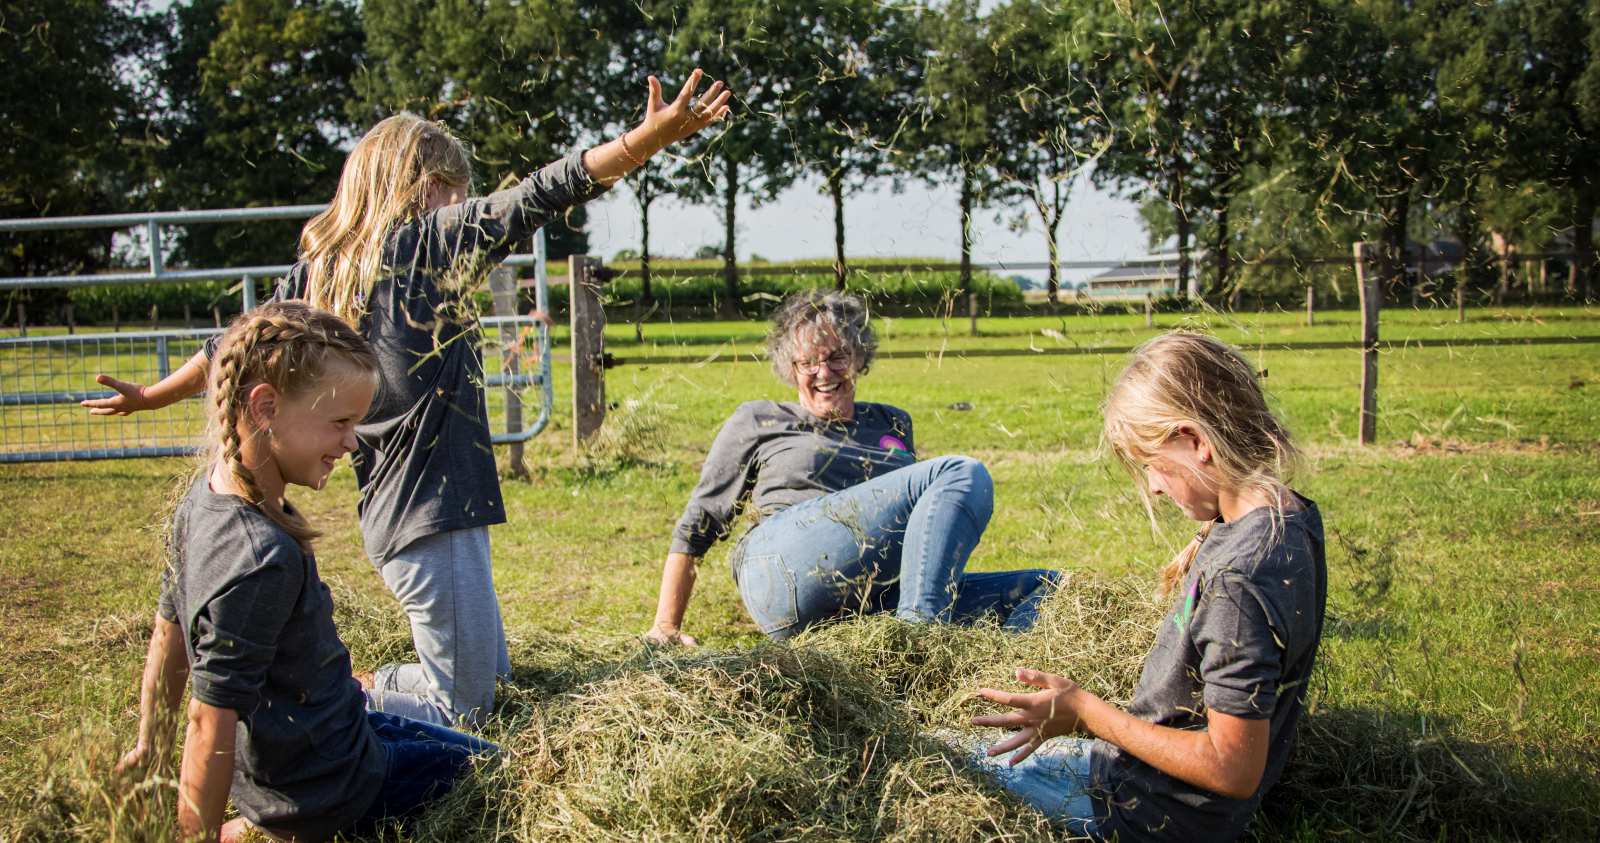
[65,302,75,335]
[1353,242,1380,446]
[1145,292,1154,328]
[17,301,26,338]
[213,305,223,328]
[149,304,159,331]
[1304,286,1315,327]
[569,255,607,449]
[489,266,527,479]
[968,291,979,336]
[1456,279,1466,324]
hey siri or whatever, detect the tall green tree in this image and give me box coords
[910,0,1005,301]
[1076,0,1293,301]
[1497,0,1600,298]
[358,0,597,259]
[587,0,684,306]
[667,0,799,317]
[987,0,1114,304]
[1277,1,1452,299]
[148,0,363,269]
[1,0,147,287]
[774,0,919,289]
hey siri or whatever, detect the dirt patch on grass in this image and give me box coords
[1394,434,1600,457]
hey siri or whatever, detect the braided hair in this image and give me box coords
[206,301,378,548]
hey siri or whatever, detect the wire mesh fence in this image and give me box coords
[0,316,549,464]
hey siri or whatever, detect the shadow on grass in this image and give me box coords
[1261,705,1600,841]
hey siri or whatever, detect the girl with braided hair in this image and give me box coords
[87,72,734,727]
[117,301,498,842]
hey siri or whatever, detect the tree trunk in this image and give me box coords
[720,154,740,319]
[1176,211,1194,300]
[958,164,974,299]
[1381,190,1411,299]
[1035,180,1062,306]
[1216,205,1237,309]
[1571,187,1595,301]
[638,194,654,307]
[1492,230,1511,306]
[830,169,847,290]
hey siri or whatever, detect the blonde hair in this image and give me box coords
[206,301,378,548]
[1102,331,1300,597]
[299,113,473,324]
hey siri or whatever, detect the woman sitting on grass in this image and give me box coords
[117,303,495,842]
[962,332,1327,842]
[646,290,1057,645]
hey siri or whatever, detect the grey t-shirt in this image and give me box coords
[207,147,607,564]
[158,476,383,840]
[1090,498,1326,843]
[670,400,917,556]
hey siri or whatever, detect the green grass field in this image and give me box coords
[2,305,1598,840]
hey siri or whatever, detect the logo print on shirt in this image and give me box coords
[1174,576,1199,631]
[878,434,909,456]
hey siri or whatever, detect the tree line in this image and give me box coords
[4,0,1598,321]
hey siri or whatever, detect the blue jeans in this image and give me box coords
[732,456,1058,639]
[945,732,1102,836]
[352,710,499,831]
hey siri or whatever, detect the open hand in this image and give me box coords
[113,742,153,777]
[643,626,700,648]
[641,69,732,148]
[81,374,155,416]
[971,668,1084,765]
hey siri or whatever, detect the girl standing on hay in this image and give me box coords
[86,72,733,729]
[117,302,496,842]
[963,332,1326,842]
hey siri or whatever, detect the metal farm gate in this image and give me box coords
[0,207,554,463]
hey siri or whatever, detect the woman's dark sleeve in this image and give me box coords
[669,404,763,556]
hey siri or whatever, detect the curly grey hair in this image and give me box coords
[767,290,878,387]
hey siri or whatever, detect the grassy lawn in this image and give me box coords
[1,306,1597,840]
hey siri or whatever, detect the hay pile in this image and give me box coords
[3,576,1575,841]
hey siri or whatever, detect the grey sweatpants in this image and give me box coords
[367,526,511,728]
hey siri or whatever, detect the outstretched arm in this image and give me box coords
[82,351,208,416]
[582,69,732,186]
[646,552,702,647]
[973,668,1270,801]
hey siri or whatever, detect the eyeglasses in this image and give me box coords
[793,351,853,375]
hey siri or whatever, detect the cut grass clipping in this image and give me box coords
[6,576,1577,842]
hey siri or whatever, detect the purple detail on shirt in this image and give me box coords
[879,434,909,454]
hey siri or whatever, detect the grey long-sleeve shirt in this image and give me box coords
[670,400,917,557]
[209,147,608,564]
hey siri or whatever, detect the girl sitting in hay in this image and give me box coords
[961,332,1327,842]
